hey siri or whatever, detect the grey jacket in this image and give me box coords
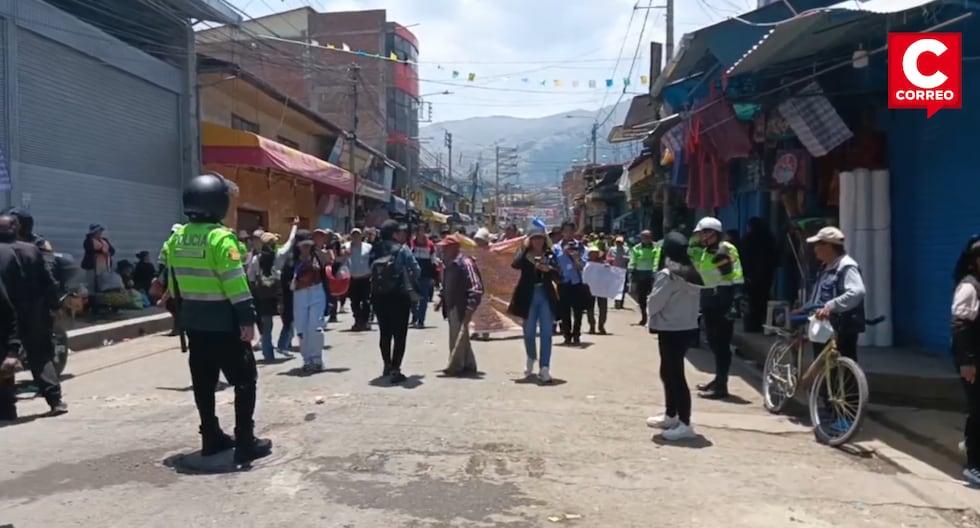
[646,268,701,332]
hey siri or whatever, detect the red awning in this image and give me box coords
[202,122,353,193]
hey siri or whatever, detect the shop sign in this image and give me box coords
[888,32,962,118]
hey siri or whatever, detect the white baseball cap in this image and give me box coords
[806,226,845,245]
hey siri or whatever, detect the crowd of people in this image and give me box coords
[0,172,976,482]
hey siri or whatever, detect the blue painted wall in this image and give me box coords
[889,15,980,352]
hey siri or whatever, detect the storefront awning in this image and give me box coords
[358,180,388,202]
[422,210,449,223]
[202,122,353,193]
[651,0,843,99]
[724,4,907,77]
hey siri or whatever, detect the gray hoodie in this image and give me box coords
[646,268,702,332]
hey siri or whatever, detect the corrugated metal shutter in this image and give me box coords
[890,68,980,353]
[14,29,181,262]
[0,20,6,149]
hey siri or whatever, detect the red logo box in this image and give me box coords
[888,32,962,118]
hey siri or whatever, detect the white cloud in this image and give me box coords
[232,0,756,122]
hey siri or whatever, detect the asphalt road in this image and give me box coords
[2,304,978,527]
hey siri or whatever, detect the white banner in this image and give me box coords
[582,262,627,299]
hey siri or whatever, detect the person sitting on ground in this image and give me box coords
[133,251,157,295]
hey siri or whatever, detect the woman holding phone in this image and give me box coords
[507,228,561,383]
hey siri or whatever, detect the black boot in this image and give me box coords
[200,422,235,456]
[233,426,273,466]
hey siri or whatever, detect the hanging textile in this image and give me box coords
[778,82,853,157]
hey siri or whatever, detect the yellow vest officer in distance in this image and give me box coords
[162,173,272,467]
[692,216,744,400]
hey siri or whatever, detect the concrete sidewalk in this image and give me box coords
[732,330,963,409]
[66,310,172,351]
[731,328,969,479]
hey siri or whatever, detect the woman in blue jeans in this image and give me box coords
[508,229,561,383]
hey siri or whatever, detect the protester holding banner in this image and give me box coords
[508,229,561,383]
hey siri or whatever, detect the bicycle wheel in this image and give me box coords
[808,356,869,446]
[762,338,797,414]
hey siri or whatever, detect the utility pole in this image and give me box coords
[590,122,598,165]
[665,0,674,66]
[347,62,360,229]
[494,146,500,226]
[444,131,453,180]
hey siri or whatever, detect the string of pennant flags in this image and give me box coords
[317,40,650,89]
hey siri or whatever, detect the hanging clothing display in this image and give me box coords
[778,82,853,157]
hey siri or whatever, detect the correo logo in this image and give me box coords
[888,33,962,118]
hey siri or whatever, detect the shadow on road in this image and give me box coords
[277,367,351,377]
[369,374,425,389]
[436,370,487,380]
[511,376,568,387]
[156,381,231,393]
[651,434,713,449]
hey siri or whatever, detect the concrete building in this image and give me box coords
[0,0,239,260]
[196,7,420,206]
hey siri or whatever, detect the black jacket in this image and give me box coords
[0,277,21,359]
[507,248,561,320]
[81,235,115,270]
[0,240,59,331]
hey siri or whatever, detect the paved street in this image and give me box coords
[2,306,979,528]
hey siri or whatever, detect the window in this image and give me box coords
[231,114,259,134]
[277,136,300,150]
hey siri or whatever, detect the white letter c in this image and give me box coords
[902,38,948,90]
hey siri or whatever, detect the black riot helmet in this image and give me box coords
[183,173,237,222]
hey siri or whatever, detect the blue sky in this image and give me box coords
[229,0,758,122]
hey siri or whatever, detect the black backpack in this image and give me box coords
[254,273,280,300]
[371,244,403,298]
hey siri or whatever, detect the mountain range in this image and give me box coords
[420,100,636,189]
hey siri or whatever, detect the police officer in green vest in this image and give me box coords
[163,173,272,466]
[692,216,744,400]
[628,230,665,326]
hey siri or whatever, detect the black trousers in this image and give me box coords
[0,371,15,419]
[586,296,607,331]
[743,276,772,332]
[632,274,654,322]
[965,372,980,469]
[22,319,62,406]
[659,330,695,424]
[349,277,372,326]
[187,330,258,438]
[375,295,411,370]
[558,283,587,340]
[703,308,734,390]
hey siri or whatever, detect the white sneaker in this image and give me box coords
[538,366,552,383]
[525,358,536,377]
[963,467,980,487]
[646,414,680,429]
[660,423,697,441]
[959,440,967,454]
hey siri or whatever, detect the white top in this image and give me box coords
[246,225,297,281]
[953,281,980,321]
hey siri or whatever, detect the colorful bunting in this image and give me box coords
[286,38,655,90]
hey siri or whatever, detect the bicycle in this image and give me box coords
[762,307,882,446]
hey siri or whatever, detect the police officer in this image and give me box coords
[692,216,744,400]
[628,230,664,326]
[0,214,65,415]
[162,173,272,465]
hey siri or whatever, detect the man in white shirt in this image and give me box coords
[345,228,373,331]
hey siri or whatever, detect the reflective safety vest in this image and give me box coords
[629,243,660,272]
[695,241,744,288]
[163,223,254,330]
